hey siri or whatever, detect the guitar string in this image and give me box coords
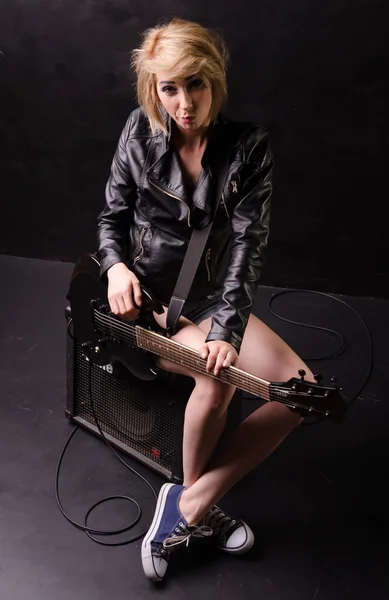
[92,310,329,417]
[137,329,267,397]
[93,311,331,416]
[94,314,264,397]
[93,310,269,398]
[93,311,293,396]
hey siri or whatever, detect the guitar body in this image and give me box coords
[68,254,162,381]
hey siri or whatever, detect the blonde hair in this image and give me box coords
[131,18,229,134]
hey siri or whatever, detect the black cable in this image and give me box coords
[268,289,374,406]
[55,425,143,543]
[55,337,158,546]
[58,291,373,534]
[269,291,346,361]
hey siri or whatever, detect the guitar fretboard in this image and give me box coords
[135,326,270,401]
[93,310,270,401]
[92,308,344,420]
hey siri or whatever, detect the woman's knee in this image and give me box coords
[193,376,235,415]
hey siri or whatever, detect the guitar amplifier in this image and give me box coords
[65,313,242,483]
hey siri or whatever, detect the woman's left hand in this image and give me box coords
[198,340,238,376]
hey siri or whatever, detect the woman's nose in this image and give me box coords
[179,90,193,111]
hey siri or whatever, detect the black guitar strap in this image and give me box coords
[166,151,230,337]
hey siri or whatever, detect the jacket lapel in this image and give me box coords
[146,112,229,222]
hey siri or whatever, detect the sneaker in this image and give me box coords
[141,483,212,581]
[202,505,254,554]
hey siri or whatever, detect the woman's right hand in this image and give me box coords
[107,262,143,320]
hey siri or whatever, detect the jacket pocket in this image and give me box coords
[132,227,147,266]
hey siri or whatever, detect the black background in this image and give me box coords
[1,0,387,298]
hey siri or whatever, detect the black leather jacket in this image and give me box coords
[96,108,273,351]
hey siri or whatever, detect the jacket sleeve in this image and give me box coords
[96,113,137,278]
[205,126,274,352]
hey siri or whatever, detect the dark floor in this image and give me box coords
[1,254,388,600]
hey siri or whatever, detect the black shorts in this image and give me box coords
[163,291,221,326]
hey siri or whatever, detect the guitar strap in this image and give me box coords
[166,147,230,338]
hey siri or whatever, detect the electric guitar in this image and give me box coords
[67,254,349,423]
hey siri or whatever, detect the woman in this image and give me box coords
[97,18,314,582]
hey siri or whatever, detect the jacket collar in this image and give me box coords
[146,110,229,216]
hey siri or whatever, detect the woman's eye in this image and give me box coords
[189,79,203,89]
[162,86,176,93]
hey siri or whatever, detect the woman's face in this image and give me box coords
[156,73,212,133]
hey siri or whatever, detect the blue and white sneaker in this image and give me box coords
[202,505,254,554]
[141,483,212,582]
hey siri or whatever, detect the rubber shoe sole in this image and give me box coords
[141,483,176,582]
[219,520,255,555]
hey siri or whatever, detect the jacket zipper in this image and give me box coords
[205,248,211,282]
[132,227,147,265]
[150,180,191,227]
[221,192,230,219]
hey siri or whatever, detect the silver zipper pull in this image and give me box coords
[205,248,211,282]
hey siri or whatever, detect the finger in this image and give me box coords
[199,346,209,360]
[110,296,121,316]
[122,290,134,314]
[120,289,139,320]
[122,296,139,321]
[116,297,128,316]
[223,352,234,368]
[132,281,143,308]
[122,286,141,320]
[214,352,227,376]
[109,297,120,315]
[206,349,218,373]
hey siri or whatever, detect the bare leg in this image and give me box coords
[180,401,303,523]
[179,313,314,524]
[180,377,235,486]
[152,309,236,486]
[140,311,312,580]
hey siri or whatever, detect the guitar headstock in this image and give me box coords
[270,371,349,422]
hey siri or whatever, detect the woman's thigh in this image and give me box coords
[151,307,313,398]
[197,313,314,384]
[151,307,236,406]
[151,307,232,394]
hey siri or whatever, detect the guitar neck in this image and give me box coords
[73,258,347,423]
[134,325,271,402]
[93,309,341,420]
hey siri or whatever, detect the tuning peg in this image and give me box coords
[298,369,306,381]
[314,373,322,382]
[331,376,338,385]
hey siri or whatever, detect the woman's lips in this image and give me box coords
[181,116,195,123]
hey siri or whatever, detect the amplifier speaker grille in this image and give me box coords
[66,318,242,482]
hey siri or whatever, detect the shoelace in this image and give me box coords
[163,524,213,550]
[203,506,237,538]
